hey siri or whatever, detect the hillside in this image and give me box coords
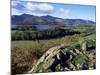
[11,14,95,26]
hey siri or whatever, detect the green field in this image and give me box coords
[85,33,96,40]
[11,26,96,74]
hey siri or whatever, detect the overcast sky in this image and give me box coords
[11,1,96,22]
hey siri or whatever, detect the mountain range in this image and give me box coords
[11,14,96,26]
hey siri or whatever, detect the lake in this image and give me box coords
[11,25,58,30]
[34,25,58,30]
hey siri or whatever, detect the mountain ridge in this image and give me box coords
[12,14,96,26]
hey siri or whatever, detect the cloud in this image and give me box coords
[12,8,22,15]
[11,1,26,15]
[12,1,19,7]
[24,2,54,15]
[11,1,20,15]
[60,8,70,14]
[11,1,70,18]
[26,2,54,11]
[51,8,70,19]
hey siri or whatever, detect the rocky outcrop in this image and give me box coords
[28,42,95,73]
[28,46,61,73]
[81,41,88,51]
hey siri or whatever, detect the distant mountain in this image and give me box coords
[11,14,96,26]
[64,19,95,26]
[41,15,61,20]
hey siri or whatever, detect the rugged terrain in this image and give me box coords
[28,40,96,73]
[11,25,96,74]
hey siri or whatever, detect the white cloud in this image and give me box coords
[26,2,35,11]
[60,8,64,12]
[26,2,54,11]
[59,8,70,14]
[19,2,55,16]
[11,1,70,18]
[51,8,70,19]
[11,1,20,7]
[24,10,47,16]
[37,3,54,11]
[12,8,22,15]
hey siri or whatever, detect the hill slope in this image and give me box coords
[11,14,95,26]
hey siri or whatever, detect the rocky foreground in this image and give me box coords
[28,40,96,73]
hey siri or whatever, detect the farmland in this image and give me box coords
[11,25,96,74]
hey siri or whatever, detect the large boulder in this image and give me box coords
[28,42,95,73]
[28,46,74,73]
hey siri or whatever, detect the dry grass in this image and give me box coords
[11,34,82,74]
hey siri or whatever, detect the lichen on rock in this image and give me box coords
[28,42,96,73]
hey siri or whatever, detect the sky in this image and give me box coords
[11,1,96,22]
